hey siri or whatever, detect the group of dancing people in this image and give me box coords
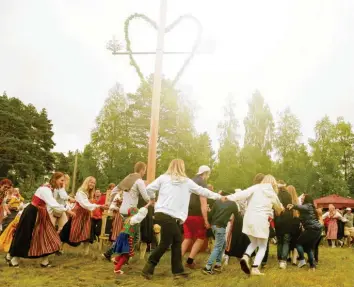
[0,158,347,279]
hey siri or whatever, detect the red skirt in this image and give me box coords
[69,204,91,243]
[110,212,123,241]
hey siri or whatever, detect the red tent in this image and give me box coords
[314,194,354,209]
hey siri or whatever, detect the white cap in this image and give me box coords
[346,207,352,211]
[197,165,211,175]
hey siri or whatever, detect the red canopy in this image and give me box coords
[314,194,354,209]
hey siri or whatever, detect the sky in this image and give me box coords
[0,0,353,153]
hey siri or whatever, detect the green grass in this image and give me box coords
[1,243,354,287]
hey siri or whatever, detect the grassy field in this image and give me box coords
[1,243,354,287]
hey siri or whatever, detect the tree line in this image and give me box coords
[1,78,354,199]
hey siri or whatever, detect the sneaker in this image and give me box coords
[298,259,306,268]
[40,263,52,268]
[251,267,264,276]
[279,261,287,269]
[185,262,197,269]
[114,269,124,275]
[202,267,214,275]
[240,255,251,275]
[213,265,222,273]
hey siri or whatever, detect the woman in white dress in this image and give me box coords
[226,175,283,276]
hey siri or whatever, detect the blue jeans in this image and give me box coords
[206,225,226,269]
[277,233,291,261]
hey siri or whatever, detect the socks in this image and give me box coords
[187,257,194,265]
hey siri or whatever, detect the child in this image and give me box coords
[113,202,151,275]
[202,195,238,275]
[7,188,24,211]
[0,203,29,262]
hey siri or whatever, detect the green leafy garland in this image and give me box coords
[124,13,203,87]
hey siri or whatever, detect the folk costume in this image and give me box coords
[9,184,67,267]
[0,203,29,262]
[113,206,148,274]
[60,189,100,253]
[109,193,123,242]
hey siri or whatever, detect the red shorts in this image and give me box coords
[183,216,206,239]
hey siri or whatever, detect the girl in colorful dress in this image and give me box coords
[9,172,74,268]
[0,203,29,262]
[2,188,24,231]
[60,176,108,255]
[113,202,152,275]
[0,179,13,231]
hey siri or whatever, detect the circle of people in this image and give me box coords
[0,159,353,279]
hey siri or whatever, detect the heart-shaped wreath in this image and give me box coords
[124,13,202,87]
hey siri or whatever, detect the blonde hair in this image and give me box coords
[165,159,187,181]
[64,174,70,191]
[329,204,336,217]
[78,176,96,200]
[287,185,299,217]
[261,175,278,193]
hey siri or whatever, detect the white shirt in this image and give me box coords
[119,179,150,215]
[227,184,282,239]
[34,186,68,212]
[75,190,100,211]
[130,207,149,225]
[146,174,222,223]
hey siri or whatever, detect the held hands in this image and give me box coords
[205,221,211,229]
[100,204,109,210]
[287,204,294,210]
[67,210,76,217]
[68,197,76,204]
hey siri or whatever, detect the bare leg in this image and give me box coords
[189,239,205,259]
[181,238,192,257]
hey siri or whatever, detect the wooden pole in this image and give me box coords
[71,151,78,194]
[99,188,111,251]
[147,0,167,183]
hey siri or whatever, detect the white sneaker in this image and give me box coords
[279,261,287,269]
[298,259,306,268]
[240,255,251,274]
[251,267,264,276]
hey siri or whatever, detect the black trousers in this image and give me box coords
[91,218,102,239]
[148,213,184,274]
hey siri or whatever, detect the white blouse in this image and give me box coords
[34,186,67,212]
[75,190,100,211]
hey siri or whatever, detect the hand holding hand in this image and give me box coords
[68,197,76,204]
[287,204,294,210]
[220,196,228,202]
[67,210,76,217]
[205,222,211,229]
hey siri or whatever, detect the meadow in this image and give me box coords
[1,243,354,287]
